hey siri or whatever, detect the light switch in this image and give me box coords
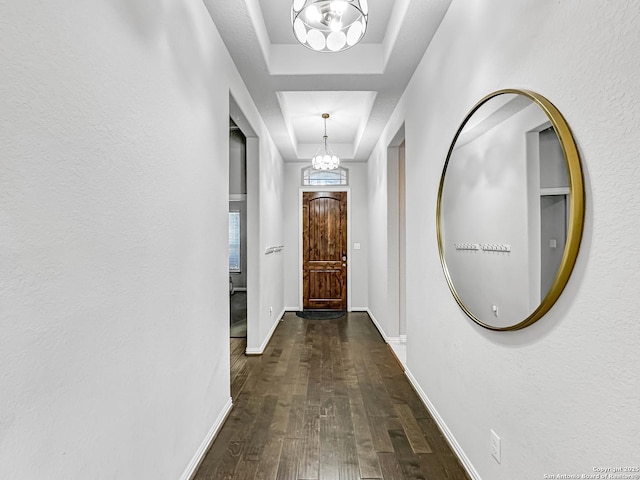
[354,243,361,250]
[549,238,557,248]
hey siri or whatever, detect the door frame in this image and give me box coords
[230,93,259,353]
[298,186,351,311]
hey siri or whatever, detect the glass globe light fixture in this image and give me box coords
[312,113,340,170]
[292,0,368,53]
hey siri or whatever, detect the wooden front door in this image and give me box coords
[303,191,347,310]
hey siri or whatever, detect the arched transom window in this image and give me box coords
[301,166,349,186]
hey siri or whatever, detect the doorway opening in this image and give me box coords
[386,124,407,364]
[526,124,570,308]
[540,193,568,297]
[538,125,570,301]
[229,118,247,338]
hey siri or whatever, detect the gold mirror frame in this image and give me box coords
[436,89,585,330]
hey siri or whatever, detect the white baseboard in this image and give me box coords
[245,308,285,355]
[181,397,233,480]
[350,306,368,312]
[366,308,386,341]
[285,306,302,311]
[367,308,402,345]
[366,310,406,365]
[404,368,481,480]
[386,338,406,367]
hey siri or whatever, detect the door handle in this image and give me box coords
[342,263,347,267]
[342,255,347,261]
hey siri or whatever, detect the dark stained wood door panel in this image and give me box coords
[303,191,347,310]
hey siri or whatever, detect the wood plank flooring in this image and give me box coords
[194,312,470,480]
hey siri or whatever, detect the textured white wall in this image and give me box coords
[283,162,369,310]
[0,1,283,478]
[370,1,640,479]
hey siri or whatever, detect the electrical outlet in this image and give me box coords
[490,429,501,464]
[269,306,273,317]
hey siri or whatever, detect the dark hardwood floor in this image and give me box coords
[194,311,469,480]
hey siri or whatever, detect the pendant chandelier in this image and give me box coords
[312,113,340,170]
[292,0,368,53]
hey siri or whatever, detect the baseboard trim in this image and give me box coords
[181,397,233,480]
[245,308,285,355]
[366,308,392,343]
[366,308,384,340]
[285,306,302,312]
[386,337,407,368]
[404,368,481,480]
[365,310,407,365]
[350,307,368,312]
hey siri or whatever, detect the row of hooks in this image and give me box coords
[454,243,511,252]
[265,245,284,255]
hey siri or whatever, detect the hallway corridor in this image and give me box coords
[194,312,469,480]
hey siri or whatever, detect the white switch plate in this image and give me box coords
[354,243,361,250]
[490,429,501,464]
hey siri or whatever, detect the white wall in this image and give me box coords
[386,146,401,337]
[367,105,408,339]
[398,142,407,337]
[368,1,640,478]
[0,1,283,478]
[283,162,368,311]
[250,137,285,353]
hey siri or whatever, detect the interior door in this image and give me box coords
[540,194,568,300]
[303,191,347,310]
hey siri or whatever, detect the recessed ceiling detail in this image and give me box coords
[277,91,376,159]
[203,0,452,162]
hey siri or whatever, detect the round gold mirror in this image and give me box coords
[437,89,585,330]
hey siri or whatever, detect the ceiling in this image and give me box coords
[203,0,452,162]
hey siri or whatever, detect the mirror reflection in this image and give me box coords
[437,90,583,330]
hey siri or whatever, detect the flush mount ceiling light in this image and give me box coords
[292,0,368,53]
[312,113,340,170]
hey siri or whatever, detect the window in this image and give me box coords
[229,211,241,272]
[302,166,348,186]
